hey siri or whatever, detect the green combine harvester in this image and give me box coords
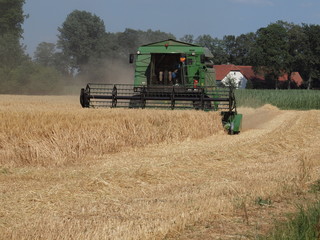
[80,39,242,134]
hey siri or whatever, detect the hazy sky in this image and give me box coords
[22,0,320,56]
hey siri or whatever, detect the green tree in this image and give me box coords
[0,0,26,37]
[143,29,175,44]
[274,21,306,89]
[195,35,228,64]
[223,35,237,63]
[115,28,175,58]
[0,33,26,71]
[0,0,28,91]
[116,28,142,58]
[57,10,107,72]
[234,32,256,65]
[34,42,56,67]
[0,0,27,70]
[34,42,71,77]
[251,23,290,89]
[301,24,320,89]
[180,34,195,44]
[51,52,71,76]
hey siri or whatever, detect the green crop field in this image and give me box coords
[260,200,320,240]
[235,89,320,110]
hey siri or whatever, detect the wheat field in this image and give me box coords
[0,95,320,239]
[0,95,223,167]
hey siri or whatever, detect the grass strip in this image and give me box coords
[235,89,320,110]
[260,201,320,240]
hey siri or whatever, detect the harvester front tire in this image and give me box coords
[193,97,212,110]
[80,88,89,108]
[129,98,141,108]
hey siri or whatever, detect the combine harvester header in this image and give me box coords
[80,39,242,134]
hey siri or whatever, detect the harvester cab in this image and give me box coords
[80,39,242,134]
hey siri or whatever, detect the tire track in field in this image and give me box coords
[163,108,320,239]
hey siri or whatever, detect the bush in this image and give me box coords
[0,61,64,95]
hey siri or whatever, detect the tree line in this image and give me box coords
[1,1,320,94]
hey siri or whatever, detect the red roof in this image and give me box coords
[278,72,303,85]
[214,65,303,86]
[237,66,264,82]
[214,64,241,80]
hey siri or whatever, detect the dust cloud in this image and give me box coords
[239,104,281,131]
[95,58,134,84]
[64,58,135,95]
[79,58,134,85]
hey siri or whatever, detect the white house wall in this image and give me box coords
[221,71,247,89]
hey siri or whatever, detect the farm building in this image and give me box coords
[214,64,303,89]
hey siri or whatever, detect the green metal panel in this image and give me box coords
[205,67,216,86]
[233,114,243,133]
[138,39,199,51]
[133,39,210,86]
[223,113,243,134]
[134,54,150,86]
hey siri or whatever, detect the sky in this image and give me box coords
[22,0,320,56]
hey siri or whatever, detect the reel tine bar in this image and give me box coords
[80,83,236,113]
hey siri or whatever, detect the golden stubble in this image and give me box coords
[0,95,224,167]
[0,95,319,240]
